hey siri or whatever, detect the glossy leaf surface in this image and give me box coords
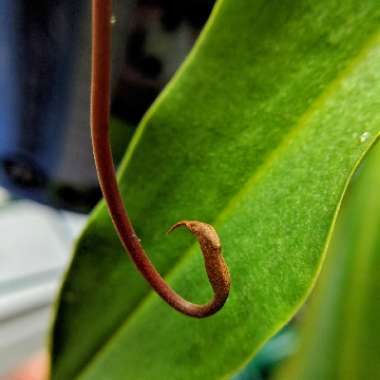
[51,1,380,379]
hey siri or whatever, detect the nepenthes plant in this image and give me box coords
[50,0,380,379]
[90,0,230,318]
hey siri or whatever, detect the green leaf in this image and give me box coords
[109,117,136,165]
[275,141,380,380]
[51,0,380,379]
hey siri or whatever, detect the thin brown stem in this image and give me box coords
[90,0,230,318]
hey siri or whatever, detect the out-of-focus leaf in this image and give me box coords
[275,142,380,380]
[51,0,380,379]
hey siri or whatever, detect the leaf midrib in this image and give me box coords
[74,27,380,380]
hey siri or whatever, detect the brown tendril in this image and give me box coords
[91,0,231,317]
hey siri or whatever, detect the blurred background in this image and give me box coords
[0,0,218,376]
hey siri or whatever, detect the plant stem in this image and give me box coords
[90,0,230,318]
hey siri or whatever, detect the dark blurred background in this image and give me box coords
[0,0,214,212]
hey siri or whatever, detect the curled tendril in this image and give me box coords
[91,0,231,317]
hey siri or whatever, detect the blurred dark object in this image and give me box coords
[0,0,214,212]
[112,0,215,124]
